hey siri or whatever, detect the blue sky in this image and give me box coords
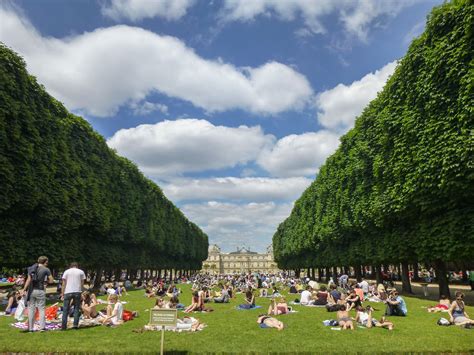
[0,0,441,252]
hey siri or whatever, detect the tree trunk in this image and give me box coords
[413,263,421,282]
[294,269,300,278]
[93,269,103,289]
[317,268,323,282]
[401,262,413,294]
[333,267,338,285]
[462,269,468,283]
[354,265,362,282]
[374,265,383,284]
[325,267,331,283]
[434,260,451,299]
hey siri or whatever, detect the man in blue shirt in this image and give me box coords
[385,290,407,316]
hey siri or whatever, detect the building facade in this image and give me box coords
[202,244,279,274]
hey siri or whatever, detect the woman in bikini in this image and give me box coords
[337,304,354,330]
[257,314,284,330]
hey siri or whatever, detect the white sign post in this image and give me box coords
[149,309,178,355]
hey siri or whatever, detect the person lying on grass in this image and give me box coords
[448,292,474,327]
[257,314,284,330]
[337,304,354,330]
[81,291,98,319]
[101,294,123,326]
[268,297,289,315]
[355,305,393,330]
[427,295,450,312]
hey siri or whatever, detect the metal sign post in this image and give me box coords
[149,309,178,355]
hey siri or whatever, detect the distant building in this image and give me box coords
[203,244,279,274]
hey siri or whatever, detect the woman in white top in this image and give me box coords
[102,294,123,325]
[355,305,393,330]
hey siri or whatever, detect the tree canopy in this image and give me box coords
[0,44,208,270]
[273,0,473,283]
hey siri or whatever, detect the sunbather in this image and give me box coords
[268,298,289,315]
[81,291,98,319]
[448,292,474,326]
[337,304,354,330]
[427,295,450,312]
[355,305,393,330]
[257,314,284,330]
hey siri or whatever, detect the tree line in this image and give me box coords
[0,44,209,278]
[273,0,473,297]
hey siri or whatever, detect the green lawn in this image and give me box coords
[1,285,473,353]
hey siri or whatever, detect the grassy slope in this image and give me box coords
[0,285,473,353]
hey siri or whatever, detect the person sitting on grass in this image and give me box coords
[385,290,407,316]
[268,298,289,315]
[314,285,329,306]
[300,285,314,305]
[257,314,284,330]
[184,291,201,313]
[101,294,123,326]
[145,286,156,298]
[239,286,256,309]
[337,304,354,330]
[214,284,230,303]
[427,295,451,312]
[153,298,165,309]
[5,289,21,315]
[355,305,393,330]
[448,292,474,327]
[346,289,362,311]
[81,291,98,319]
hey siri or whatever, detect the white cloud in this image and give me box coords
[129,101,168,116]
[257,130,340,177]
[403,21,425,44]
[101,0,195,22]
[0,7,313,117]
[220,0,421,41]
[107,119,274,177]
[316,61,397,133]
[162,176,312,202]
[181,201,293,252]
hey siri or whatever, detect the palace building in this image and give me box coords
[202,244,279,274]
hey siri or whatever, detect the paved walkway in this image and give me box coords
[393,281,474,305]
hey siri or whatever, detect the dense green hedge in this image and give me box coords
[0,44,208,270]
[273,0,473,284]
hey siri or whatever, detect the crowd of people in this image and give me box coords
[1,256,473,333]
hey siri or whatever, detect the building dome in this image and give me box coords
[208,244,221,253]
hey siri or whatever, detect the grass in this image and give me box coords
[1,285,473,354]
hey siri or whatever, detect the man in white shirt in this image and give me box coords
[300,286,313,305]
[61,262,85,330]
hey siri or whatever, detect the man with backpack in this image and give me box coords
[21,256,54,332]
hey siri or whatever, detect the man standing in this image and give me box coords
[22,256,54,332]
[61,262,85,330]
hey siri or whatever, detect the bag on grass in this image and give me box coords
[437,317,451,326]
[14,299,26,321]
[123,310,134,322]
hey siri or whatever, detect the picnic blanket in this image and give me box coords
[12,321,62,331]
[142,317,206,332]
[235,305,262,310]
[289,302,325,307]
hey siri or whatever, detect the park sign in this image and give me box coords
[149,308,177,326]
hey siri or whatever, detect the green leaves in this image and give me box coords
[273,0,474,269]
[0,43,208,270]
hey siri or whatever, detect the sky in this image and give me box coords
[0,0,442,252]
